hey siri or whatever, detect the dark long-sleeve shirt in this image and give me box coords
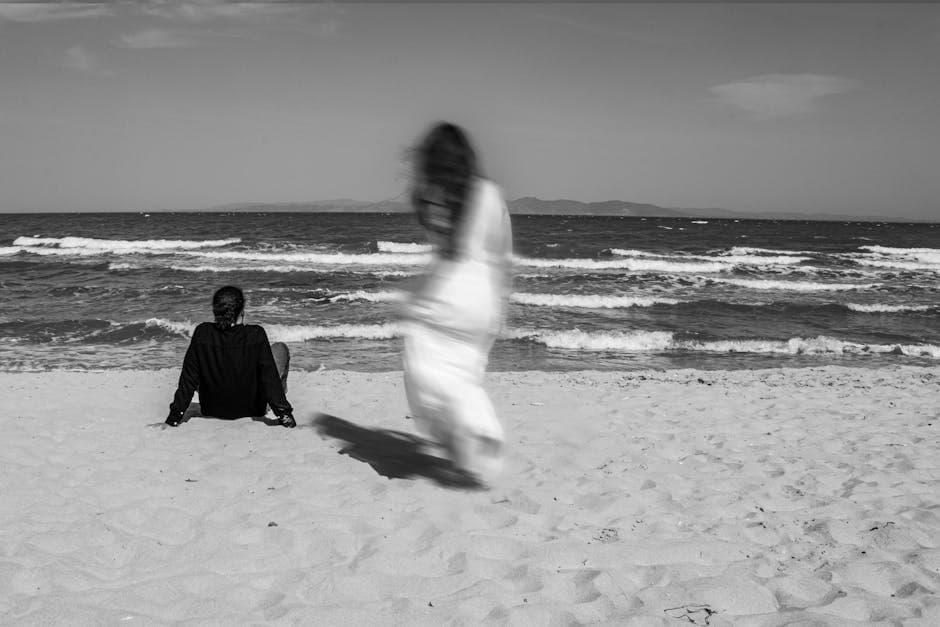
[168,322,292,421]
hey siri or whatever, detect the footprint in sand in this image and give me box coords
[472,504,519,529]
[493,493,541,515]
[664,604,716,625]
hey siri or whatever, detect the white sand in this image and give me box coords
[1,366,938,625]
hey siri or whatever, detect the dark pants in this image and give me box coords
[271,342,290,394]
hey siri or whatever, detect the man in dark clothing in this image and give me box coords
[165,285,296,428]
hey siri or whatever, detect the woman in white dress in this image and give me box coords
[400,122,514,484]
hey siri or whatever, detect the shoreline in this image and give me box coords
[1,361,937,375]
[2,365,937,623]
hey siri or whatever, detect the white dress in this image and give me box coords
[401,178,513,477]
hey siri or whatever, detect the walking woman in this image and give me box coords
[400,122,514,485]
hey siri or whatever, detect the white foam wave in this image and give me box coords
[187,250,429,265]
[713,278,877,292]
[509,328,940,358]
[0,247,23,256]
[508,328,674,351]
[328,290,402,303]
[911,252,940,265]
[166,264,325,273]
[609,249,662,258]
[855,259,940,272]
[265,323,399,342]
[360,270,418,278]
[144,318,195,337]
[728,247,810,256]
[855,245,940,269]
[691,220,708,224]
[12,246,101,257]
[847,303,933,313]
[860,245,940,256]
[695,336,940,359]
[15,237,428,268]
[510,293,680,308]
[897,344,940,359]
[609,249,806,266]
[108,262,416,277]
[376,241,432,253]
[14,236,241,252]
[516,256,728,273]
[142,318,400,342]
[718,254,809,265]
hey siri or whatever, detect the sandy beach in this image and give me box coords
[1,366,938,625]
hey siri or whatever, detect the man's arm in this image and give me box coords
[166,335,200,426]
[257,328,295,427]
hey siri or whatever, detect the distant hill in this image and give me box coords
[200,197,926,223]
[204,196,709,216]
[508,197,678,217]
[205,199,411,213]
[506,196,745,218]
[203,197,723,217]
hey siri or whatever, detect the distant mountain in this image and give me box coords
[506,196,745,218]
[508,197,679,217]
[199,197,927,223]
[204,199,411,213]
[203,197,709,217]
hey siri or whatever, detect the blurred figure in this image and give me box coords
[400,122,513,484]
[165,285,295,428]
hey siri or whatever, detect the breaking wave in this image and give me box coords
[14,236,241,252]
[846,303,934,313]
[510,293,681,308]
[265,323,399,342]
[185,250,429,265]
[507,328,674,351]
[376,241,432,253]
[728,246,811,256]
[515,256,729,273]
[144,318,196,337]
[326,290,401,303]
[509,328,940,358]
[712,278,878,292]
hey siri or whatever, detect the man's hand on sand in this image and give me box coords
[165,413,183,427]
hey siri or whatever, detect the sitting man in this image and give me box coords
[165,285,296,428]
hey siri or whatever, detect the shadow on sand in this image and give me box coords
[312,413,483,490]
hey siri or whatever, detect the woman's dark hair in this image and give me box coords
[411,122,480,251]
[212,285,245,329]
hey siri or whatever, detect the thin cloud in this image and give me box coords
[62,45,112,76]
[117,28,195,49]
[140,1,343,35]
[533,11,611,37]
[0,3,112,22]
[710,74,860,120]
[141,1,293,22]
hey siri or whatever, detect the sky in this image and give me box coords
[1,2,939,220]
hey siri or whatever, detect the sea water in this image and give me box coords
[1,212,937,372]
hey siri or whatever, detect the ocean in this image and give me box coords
[1,212,938,373]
